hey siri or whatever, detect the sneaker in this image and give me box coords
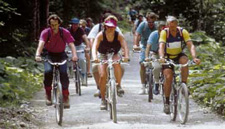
[94,89,101,98]
[45,94,52,106]
[153,83,159,95]
[164,104,170,114]
[87,73,92,78]
[117,86,125,97]
[64,96,70,109]
[100,100,107,110]
[139,88,146,95]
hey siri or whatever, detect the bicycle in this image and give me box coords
[44,59,67,126]
[93,52,128,123]
[142,59,154,102]
[71,60,81,96]
[161,59,195,124]
[66,49,88,86]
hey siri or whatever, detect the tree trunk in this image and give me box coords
[32,0,38,41]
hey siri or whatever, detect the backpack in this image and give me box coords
[98,23,102,33]
[46,27,65,43]
[164,27,186,56]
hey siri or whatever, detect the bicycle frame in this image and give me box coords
[45,59,67,126]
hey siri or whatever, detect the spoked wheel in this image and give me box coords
[54,83,63,126]
[177,83,189,124]
[74,63,81,96]
[110,80,117,123]
[170,85,177,121]
[148,69,153,102]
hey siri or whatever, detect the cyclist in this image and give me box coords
[128,8,138,24]
[86,17,94,29]
[132,13,144,47]
[87,13,125,97]
[134,12,158,95]
[68,17,91,86]
[158,16,201,114]
[92,15,129,110]
[145,21,166,95]
[80,19,92,77]
[35,14,78,108]
[80,19,91,35]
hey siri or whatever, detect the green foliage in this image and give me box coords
[189,31,225,116]
[0,57,43,106]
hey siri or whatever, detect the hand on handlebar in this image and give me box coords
[193,58,201,65]
[158,58,166,63]
[92,58,100,63]
[145,57,151,62]
[133,45,141,51]
[85,47,90,53]
[35,56,42,62]
[122,57,130,62]
[72,55,78,62]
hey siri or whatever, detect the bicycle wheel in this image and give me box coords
[170,84,177,121]
[177,83,189,124]
[148,69,153,102]
[110,80,117,123]
[54,83,63,126]
[74,64,81,96]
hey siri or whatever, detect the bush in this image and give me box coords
[0,57,43,107]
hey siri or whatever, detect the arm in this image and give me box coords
[92,32,102,61]
[68,43,78,61]
[118,34,129,60]
[35,41,45,61]
[158,43,165,58]
[145,44,151,59]
[134,33,141,46]
[186,41,201,65]
[82,34,90,48]
[35,41,45,56]
[183,29,201,65]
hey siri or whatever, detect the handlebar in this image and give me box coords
[42,59,67,66]
[161,59,196,68]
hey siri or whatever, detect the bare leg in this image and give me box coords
[99,64,107,100]
[179,56,189,83]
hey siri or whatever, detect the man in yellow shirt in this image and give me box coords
[158,16,201,114]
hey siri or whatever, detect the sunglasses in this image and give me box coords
[148,21,154,24]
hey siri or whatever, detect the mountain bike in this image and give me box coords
[45,59,67,126]
[161,59,195,124]
[95,52,128,123]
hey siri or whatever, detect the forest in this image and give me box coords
[0,0,225,124]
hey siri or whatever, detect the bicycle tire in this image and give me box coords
[148,69,153,102]
[177,83,189,124]
[54,83,63,126]
[110,80,117,123]
[74,63,81,96]
[170,84,177,121]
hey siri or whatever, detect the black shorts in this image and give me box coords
[162,53,187,70]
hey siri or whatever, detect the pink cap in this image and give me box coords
[105,19,117,27]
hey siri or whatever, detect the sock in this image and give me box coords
[166,97,170,104]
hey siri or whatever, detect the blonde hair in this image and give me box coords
[104,15,118,22]
[79,19,87,25]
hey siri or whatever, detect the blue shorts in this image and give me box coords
[139,47,146,63]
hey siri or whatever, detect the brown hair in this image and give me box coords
[146,12,158,20]
[47,14,63,25]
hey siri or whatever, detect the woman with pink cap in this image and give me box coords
[92,15,129,110]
